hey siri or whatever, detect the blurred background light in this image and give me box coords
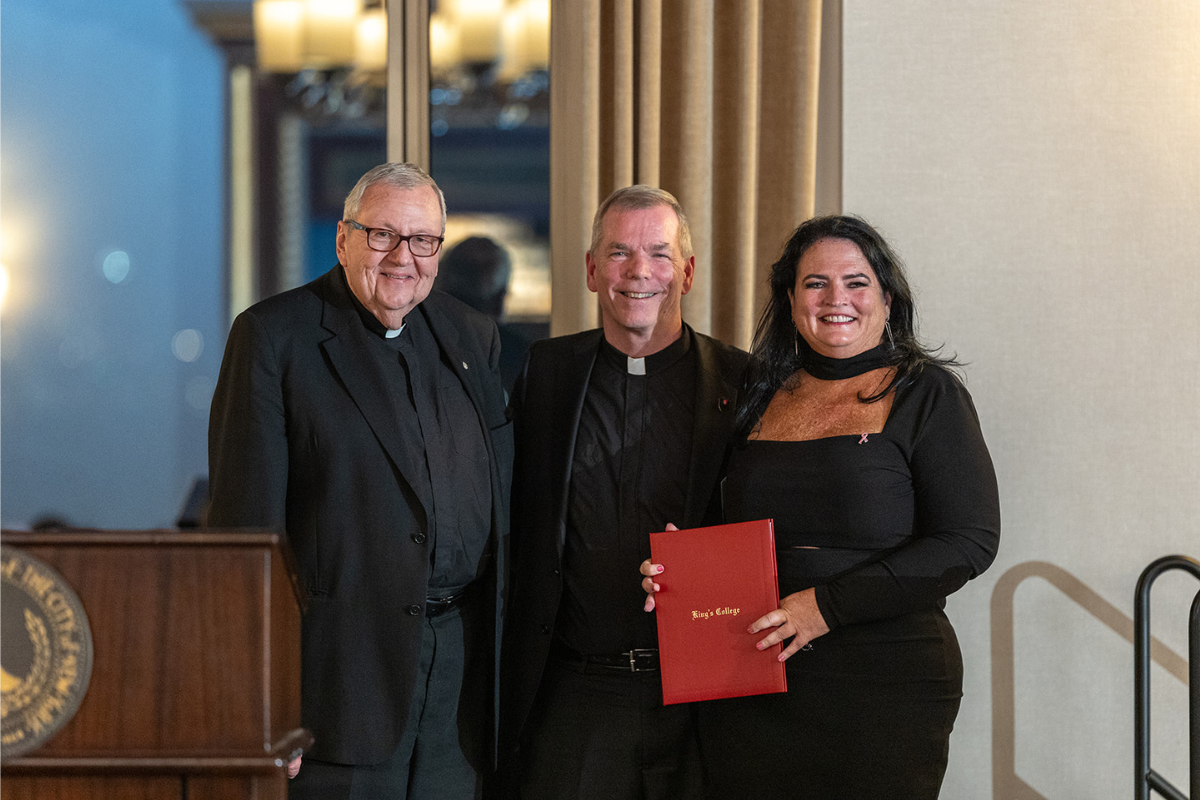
[171,328,204,362]
[102,250,131,283]
[1,223,16,311]
[354,7,387,72]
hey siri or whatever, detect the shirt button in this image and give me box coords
[412,532,427,544]
[552,568,560,575]
[408,604,422,616]
[539,624,550,635]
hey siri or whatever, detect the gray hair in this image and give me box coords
[343,162,447,232]
[589,185,693,261]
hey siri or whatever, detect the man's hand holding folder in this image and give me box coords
[642,519,788,705]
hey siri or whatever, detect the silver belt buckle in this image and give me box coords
[626,648,657,672]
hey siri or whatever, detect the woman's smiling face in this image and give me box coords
[789,237,892,359]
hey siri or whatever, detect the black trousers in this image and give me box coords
[518,657,703,800]
[290,598,488,800]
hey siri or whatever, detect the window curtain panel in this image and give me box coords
[549,0,823,348]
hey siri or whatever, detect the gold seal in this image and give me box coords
[1,545,94,759]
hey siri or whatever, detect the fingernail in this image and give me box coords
[655,565,664,574]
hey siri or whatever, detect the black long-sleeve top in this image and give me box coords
[722,362,1000,628]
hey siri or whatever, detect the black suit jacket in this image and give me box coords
[208,266,513,765]
[498,326,747,754]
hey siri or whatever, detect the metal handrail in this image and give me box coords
[1134,555,1200,800]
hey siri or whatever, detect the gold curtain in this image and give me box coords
[549,0,824,348]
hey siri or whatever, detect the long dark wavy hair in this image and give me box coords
[736,215,958,437]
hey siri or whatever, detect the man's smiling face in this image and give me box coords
[586,204,694,357]
[336,183,443,329]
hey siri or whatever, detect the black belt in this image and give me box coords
[553,643,660,673]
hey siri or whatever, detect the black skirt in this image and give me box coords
[697,606,962,799]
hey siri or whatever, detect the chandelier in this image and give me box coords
[251,0,549,125]
[253,0,387,74]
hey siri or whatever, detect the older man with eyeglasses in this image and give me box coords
[209,163,513,799]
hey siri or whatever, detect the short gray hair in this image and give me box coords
[589,185,693,261]
[343,162,447,232]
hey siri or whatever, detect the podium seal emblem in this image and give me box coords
[1,545,94,759]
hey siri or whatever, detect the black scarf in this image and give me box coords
[799,338,892,380]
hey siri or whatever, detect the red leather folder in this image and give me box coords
[649,519,787,705]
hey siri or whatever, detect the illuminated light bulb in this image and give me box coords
[456,0,503,63]
[254,0,306,72]
[523,0,549,69]
[304,0,361,68]
[430,13,461,72]
[355,7,387,71]
[497,5,529,81]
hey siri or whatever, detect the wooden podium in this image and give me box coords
[0,530,311,800]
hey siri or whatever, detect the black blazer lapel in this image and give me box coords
[547,331,602,556]
[421,299,485,421]
[682,332,739,525]
[317,272,433,519]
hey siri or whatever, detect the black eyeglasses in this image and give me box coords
[345,220,444,257]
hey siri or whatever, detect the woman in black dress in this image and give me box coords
[644,216,1000,798]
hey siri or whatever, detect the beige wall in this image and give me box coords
[842,2,1200,797]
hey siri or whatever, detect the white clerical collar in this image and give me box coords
[626,356,646,376]
[385,324,406,338]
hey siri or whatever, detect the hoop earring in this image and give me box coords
[884,320,895,350]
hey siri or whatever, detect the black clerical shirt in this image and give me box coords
[353,290,493,595]
[556,329,696,655]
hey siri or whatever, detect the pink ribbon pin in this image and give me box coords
[858,433,869,444]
